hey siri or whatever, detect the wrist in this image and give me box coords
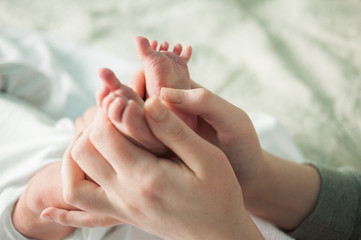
[243,151,321,230]
[241,150,269,200]
[185,213,264,240]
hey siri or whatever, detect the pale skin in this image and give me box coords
[11,161,120,240]
[10,37,200,239]
[41,85,321,239]
[134,36,193,98]
[12,84,321,239]
[45,98,265,240]
[11,38,321,239]
[97,36,197,144]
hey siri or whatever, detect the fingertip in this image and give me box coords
[161,87,184,104]
[40,208,54,221]
[145,96,168,122]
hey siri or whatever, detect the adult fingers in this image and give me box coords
[88,110,156,174]
[161,87,248,136]
[144,96,225,174]
[68,129,117,188]
[41,207,120,228]
[62,137,115,214]
[121,100,169,156]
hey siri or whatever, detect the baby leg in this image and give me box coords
[97,68,168,156]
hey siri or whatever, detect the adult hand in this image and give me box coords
[44,98,263,240]
[39,148,121,229]
[13,162,119,240]
[161,85,322,231]
[128,71,264,194]
[160,85,264,196]
[75,106,98,133]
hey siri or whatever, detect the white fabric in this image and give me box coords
[2,0,360,170]
[0,28,297,240]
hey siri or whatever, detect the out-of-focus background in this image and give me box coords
[1,0,361,170]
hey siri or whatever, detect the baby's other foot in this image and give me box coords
[97,68,168,156]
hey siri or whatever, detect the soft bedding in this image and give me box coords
[0,0,360,239]
[0,27,297,239]
[1,0,360,170]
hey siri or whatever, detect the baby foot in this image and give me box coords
[135,36,197,130]
[97,68,168,156]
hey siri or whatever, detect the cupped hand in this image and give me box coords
[160,84,265,196]
[44,98,263,240]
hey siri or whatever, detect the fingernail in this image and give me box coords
[161,88,184,104]
[40,212,54,221]
[145,96,168,122]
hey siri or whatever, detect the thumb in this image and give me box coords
[161,87,250,136]
[144,96,226,175]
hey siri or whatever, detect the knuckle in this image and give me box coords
[214,148,228,162]
[139,172,163,200]
[212,148,231,170]
[70,137,88,161]
[196,88,211,104]
[166,123,188,143]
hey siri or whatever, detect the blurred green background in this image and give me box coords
[1,0,361,170]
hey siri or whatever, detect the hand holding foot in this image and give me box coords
[97,68,169,156]
[134,36,197,130]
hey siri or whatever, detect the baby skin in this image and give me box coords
[97,37,197,156]
[97,68,168,155]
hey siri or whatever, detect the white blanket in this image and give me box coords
[2,0,360,171]
[0,27,302,240]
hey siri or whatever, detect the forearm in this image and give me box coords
[12,162,76,240]
[243,151,321,230]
